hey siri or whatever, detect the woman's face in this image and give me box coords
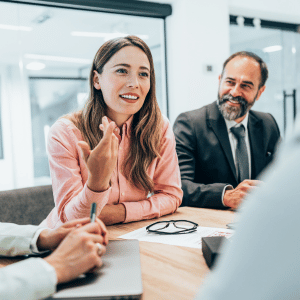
[94,46,151,126]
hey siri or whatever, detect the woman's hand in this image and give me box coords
[100,116,121,142]
[78,117,119,192]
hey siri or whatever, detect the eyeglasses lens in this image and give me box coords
[174,221,195,229]
[150,221,169,231]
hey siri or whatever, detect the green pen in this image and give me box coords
[90,202,97,223]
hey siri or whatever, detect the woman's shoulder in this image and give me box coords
[161,114,171,132]
[49,116,83,142]
[160,115,174,139]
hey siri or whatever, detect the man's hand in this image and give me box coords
[223,180,261,209]
[37,217,108,251]
[44,221,107,284]
[99,204,126,225]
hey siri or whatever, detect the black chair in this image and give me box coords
[0,185,54,225]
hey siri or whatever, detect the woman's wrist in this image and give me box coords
[87,178,110,193]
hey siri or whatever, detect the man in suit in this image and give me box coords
[173,51,280,210]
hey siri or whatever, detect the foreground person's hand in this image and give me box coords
[37,217,108,251]
[44,221,107,284]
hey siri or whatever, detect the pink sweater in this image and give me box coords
[41,116,183,229]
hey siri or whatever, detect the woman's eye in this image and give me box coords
[140,72,149,78]
[116,68,127,74]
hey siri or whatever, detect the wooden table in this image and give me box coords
[109,207,235,300]
[0,207,234,300]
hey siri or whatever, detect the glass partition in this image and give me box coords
[230,22,300,137]
[0,1,167,190]
[0,78,3,159]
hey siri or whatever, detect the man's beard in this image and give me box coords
[217,93,256,121]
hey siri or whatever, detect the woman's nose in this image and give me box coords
[126,74,139,88]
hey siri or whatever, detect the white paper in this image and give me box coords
[119,226,233,249]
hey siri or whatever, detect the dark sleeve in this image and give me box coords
[255,113,282,179]
[173,113,228,209]
[268,113,281,151]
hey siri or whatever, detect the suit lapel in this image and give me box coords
[208,102,238,183]
[248,112,265,178]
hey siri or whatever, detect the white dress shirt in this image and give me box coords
[221,114,251,206]
[0,223,57,300]
[224,113,251,179]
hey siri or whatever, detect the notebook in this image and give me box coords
[47,239,143,300]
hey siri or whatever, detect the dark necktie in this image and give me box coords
[230,125,249,183]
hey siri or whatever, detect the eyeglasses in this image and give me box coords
[146,220,198,235]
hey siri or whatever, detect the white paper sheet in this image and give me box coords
[119,226,233,249]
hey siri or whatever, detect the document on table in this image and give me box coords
[119,226,233,249]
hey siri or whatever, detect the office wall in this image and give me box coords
[163,0,230,124]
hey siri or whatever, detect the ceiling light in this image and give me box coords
[71,31,149,41]
[0,24,32,31]
[263,45,282,53]
[24,54,91,64]
[292,47,296,54]
[26,62,46,71]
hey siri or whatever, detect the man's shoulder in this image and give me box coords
[175,102,216,123]
[249,110,280,138]
[249,109,277,125]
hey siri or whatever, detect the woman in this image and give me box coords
[42,36,182,229]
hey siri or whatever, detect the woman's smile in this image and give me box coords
[119,92,140,103]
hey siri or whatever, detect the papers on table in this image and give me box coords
[119,226,233,249]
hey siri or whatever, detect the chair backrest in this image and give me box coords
[0,185,54,225]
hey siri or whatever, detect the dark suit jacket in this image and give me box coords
[173,101,281,209]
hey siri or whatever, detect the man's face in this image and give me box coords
[217,56,266,123]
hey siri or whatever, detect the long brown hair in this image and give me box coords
[70,35,163,193]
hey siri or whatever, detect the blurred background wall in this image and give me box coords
[1,0,299,190]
